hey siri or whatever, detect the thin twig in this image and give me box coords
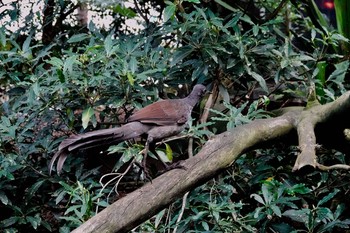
[317,163,350,171]
[96,159,135,214]
[172,192,189,233]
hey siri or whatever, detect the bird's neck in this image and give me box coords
[185,95,200,107]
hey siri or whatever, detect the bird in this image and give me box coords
[49,84,207,175]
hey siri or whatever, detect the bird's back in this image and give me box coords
[127,99,191,126]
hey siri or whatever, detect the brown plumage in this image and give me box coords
[49,84,206,175]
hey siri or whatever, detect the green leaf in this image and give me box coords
[82,107,95,129]
[202,221,209,230]
[26,179,45,201]
[32,82,40,97]
[317,189,340,207]
[121,149,135,163]
[59,181,75,192]
[212,210,220,221]
[224,13,241,28]
[47,57,64,68]
[251,194,265,205]
[334,0,350,44]
[171,46,195,66]
[334,204,345,219]
[253,25,259,36]
[283,209,310,223]
[288,183,312,195]
[205,49,218,63]
[271,204,282,217]
[253,206,264,218]
[129,56,138,73]
[63,55,81,74]
[330,33,349,42]
[155,209,166,228]
[111,5,136,18]
[108,143,126,154]
[104,34,115,56]
[214,0,236,12]
[55,190,67,205]
[1,216,21,227]
[311,29,316,42]
[0,191,9,205]
[0,29,6,47]
[67,33,90,43]
[316,207,332,222]
[298,54,315,61]
[22,35,31,53]
[185,0,200,3]
[261,184,271,204]
[163,4,176,22]
[192,211,207,220]
[315,61,327,86]
[26,215,41,230]
[165,143,173,161]
[250,71,268,93]
[127,72,135,86]
[327,60,349,82]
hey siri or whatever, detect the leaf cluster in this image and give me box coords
[1,0,350,232]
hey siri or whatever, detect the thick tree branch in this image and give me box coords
[73,111,297,233]
[73,91,350,233]
[293,91,350,170]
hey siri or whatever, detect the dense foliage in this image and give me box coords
[0,0,350,232]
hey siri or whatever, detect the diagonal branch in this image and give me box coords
[72,91,350,233]
[73,111,297,233]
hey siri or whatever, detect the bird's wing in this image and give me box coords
[127,99,190,125]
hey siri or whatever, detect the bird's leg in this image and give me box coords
[156,159,186,176]
[148,146,186,176]
[141,139,153,181]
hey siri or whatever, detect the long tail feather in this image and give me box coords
[49,122,152,175]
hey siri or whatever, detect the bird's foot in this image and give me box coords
[157,161,186,175]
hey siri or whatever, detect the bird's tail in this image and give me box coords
[49,122,151,175]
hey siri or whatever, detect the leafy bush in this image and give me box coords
[1,0,350,232]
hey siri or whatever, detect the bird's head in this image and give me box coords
[192,84,207,98]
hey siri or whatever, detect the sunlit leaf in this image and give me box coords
[165,143,173,161]
[82,107,95,129]
[111,5,136,18]
[127,72,134,86]
[163,3,176,22]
